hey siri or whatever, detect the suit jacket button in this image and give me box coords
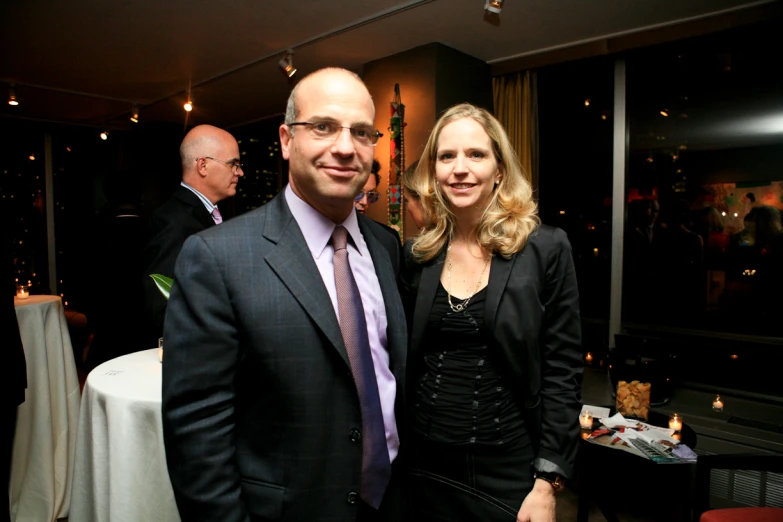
[349,428,361,443]
[347,491,358,504]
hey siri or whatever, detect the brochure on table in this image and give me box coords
[581,406,697,464]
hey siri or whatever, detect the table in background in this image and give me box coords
[11,295,81,522]
[576,410,698,522]
[70,348,180,522]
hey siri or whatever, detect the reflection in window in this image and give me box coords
[625,23,783,339]
[539,57,614,343]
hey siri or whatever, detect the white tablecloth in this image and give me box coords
[70,349,180,522]
[11,295,80,522]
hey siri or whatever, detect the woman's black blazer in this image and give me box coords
[401,224,583,477]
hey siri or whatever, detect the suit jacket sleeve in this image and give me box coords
[161,233,249,522]
[533,227,583,478]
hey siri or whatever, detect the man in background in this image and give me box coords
[355,159,382,215]
[142,124,243,343]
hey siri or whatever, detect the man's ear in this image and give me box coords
[195,157,209,178]
[280,124,292,161]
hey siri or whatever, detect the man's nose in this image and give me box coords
[332,127,356,155]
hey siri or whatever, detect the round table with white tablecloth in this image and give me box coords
[69,348,180,522]
[11,295,80,522]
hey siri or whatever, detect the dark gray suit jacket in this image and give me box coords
[162,192,407,522]
[401,225,583,478]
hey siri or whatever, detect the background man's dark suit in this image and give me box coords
[162,192,407,522]
[142,186,215,343]
[402,225,583,478]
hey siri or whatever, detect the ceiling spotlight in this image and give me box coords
[279,50,297,78]
[8,87,18,106]
[184,99,193,112]
[100,130,109,140]
[130,106,139,123]
[484,0,503,13]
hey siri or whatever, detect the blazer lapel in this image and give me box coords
[410,249,445,356]
[262,195,349,367]
[485,252,517,333]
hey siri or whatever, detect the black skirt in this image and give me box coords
[408,433,535,522]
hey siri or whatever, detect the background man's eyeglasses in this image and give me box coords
[288,120,383,146]
[202,156,243,173]
[355,191,381,204]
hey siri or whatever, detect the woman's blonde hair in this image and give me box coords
[410,103,539,262]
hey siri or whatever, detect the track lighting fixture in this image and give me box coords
[184,99,193,112]
[484,0,503,14]
[130,106,139,123]
[100,130,109,140]
[279,50,297,78]
[8,87,18,106]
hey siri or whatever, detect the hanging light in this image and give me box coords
[184,99,193,112]
[130,106,140,123]
[278,49,297,78]
[484,0,503,14]
[8,87,19,106]
[660,110,669,117]
[100,130,109,140]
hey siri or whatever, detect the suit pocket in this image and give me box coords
[240,478,285,520]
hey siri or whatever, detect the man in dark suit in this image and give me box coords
[162,68,407,522]
[142,124,244,343]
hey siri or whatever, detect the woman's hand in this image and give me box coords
[516,479,556,522]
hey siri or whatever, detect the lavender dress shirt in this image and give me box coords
[285,185,400,463]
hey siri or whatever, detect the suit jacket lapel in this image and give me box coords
[174,186,215,229]
[485,252,516,333]
[358,218,407,378]
[262,195,349,367]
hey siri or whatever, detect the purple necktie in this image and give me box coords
[212,207,223,224]
[331,225,391,509]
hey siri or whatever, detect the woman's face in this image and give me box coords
[434,117,500,214]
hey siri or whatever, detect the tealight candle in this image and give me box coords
[668,414,682,432]
[16,284,29,299]
[579,410,594,430]
[158,338,164,363]
[712,395,724,412]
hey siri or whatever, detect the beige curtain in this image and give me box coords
[493,71,538,193]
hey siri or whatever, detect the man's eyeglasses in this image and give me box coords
[355,191,381,204]
[202,156,243,174]
[288,120,383,147]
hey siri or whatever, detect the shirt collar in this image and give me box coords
[180,181,217,214]
[285,184,364,260]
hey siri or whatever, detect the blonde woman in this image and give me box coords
[401,103,582,522]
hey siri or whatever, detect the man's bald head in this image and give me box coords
[180,124,243,204]
[284,68,372,129]
[180,125,236,174]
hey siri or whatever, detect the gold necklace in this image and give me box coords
[446,244,491,313]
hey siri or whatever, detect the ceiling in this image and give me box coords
[0,0,772,130]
